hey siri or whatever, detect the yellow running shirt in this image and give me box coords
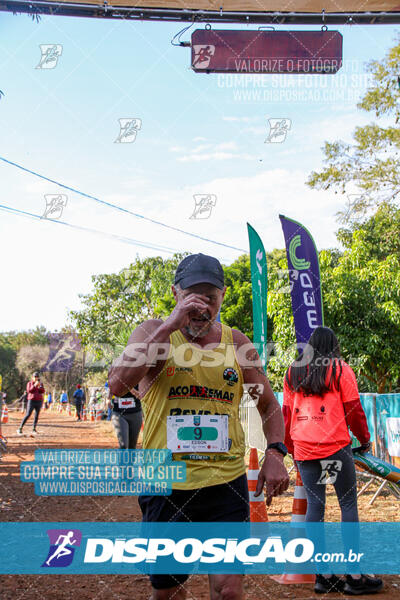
[141,323,246,490]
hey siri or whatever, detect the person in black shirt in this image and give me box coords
[110,387,142,449]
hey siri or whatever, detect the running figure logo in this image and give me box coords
[317,460,343,485]
[115,118,142,143]
[192,45,216,69]
[265,118,291,143]
[242,383,264,407]
[190,194,217,220]
[42,194,68,220]
[42,529,82,567]
[43,333,81,372]
[36,45,63,69]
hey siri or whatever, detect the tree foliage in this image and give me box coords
[221,254,253,338]
[307,36,400,223]
[0,327,87,400]
[0,327,49,399]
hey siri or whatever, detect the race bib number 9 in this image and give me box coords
[167,415,228,453]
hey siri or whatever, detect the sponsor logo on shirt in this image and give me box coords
[167,367,193,377]
[223,368,238,386]
[168,385,234,403]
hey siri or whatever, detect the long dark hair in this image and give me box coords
[285,326,343,396]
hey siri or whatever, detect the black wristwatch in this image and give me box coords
[266,442,288,457]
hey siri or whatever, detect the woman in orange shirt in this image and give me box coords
[283,326,382,595]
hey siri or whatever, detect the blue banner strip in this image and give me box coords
[0,522,398,574]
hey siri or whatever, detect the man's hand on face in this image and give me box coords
[165,292,211,333]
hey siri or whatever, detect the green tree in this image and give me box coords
[221,250,287,344]
[0,327,50,400]
[70,254,187,362]
[0,338,19,400]
[337,202,400,260]
[307,36,400,222]
[266,249,297,389]
[221,254,253,338]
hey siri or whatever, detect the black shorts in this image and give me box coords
[138,473,250,590]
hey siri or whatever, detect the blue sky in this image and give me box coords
[0,13,397,331]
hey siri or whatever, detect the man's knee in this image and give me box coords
[210,575,243,600]
[220,585,242,600]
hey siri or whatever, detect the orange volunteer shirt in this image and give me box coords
[283,361,359,460]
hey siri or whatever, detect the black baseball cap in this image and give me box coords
[174,254,224,290]
[33,372,40,377]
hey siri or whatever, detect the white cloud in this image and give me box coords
[175,140,242,162]
[215,141,238,151]
[243,126,267,136]
[222,116,256,123]
[144,167,341,259]
[191,143,212,153]
[178,152,254,162]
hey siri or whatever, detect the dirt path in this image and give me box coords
[1,409,399,600]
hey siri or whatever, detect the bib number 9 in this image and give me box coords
[167,415,228,453]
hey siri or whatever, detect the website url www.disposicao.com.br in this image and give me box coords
[83,537,364,565]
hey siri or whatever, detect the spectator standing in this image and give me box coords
[17,372,45,436]
[283,326,383,595]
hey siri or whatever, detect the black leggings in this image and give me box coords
[20,400,42,430]
[297,444,359,557]
[75,401,83,419]
[296,443,358,523]
[111,411,142,449]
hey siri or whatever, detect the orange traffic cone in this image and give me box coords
[90,408,95,422]
[291,469,309,523]
[95,409,103,422]
[247,448,269,522]
[68,403,72,416]
[1,404,8,424]
[82,407,87,421]
[270,469,315,585]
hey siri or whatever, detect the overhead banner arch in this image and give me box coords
[1,0,400,23]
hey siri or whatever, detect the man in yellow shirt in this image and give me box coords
[109,253,289,600]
